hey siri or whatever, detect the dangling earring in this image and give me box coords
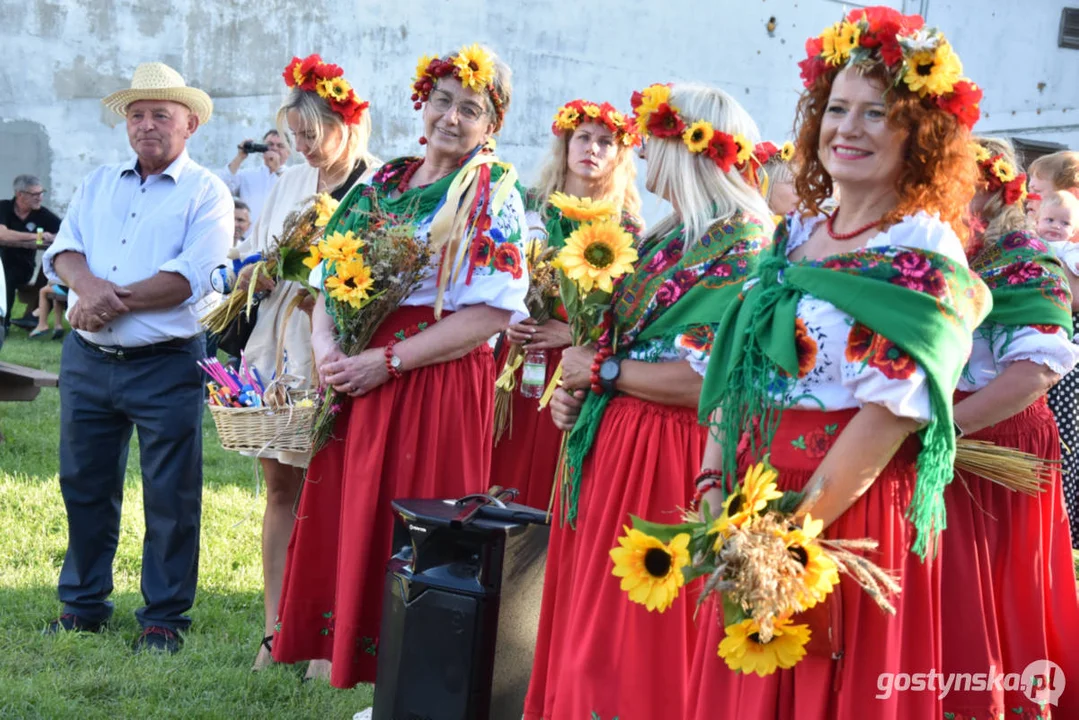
[418,136,428,145]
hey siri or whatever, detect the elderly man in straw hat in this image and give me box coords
[43,62,231,654]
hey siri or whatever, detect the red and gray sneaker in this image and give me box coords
[132,626,183,654]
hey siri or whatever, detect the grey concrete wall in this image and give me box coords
[2,0,1077,224]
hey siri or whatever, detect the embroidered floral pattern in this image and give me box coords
[1029,324,1062,334]
[846,322,874,363]
[394,321,429,341]
[359,636,378,657]
[471,235,495,268]
[791,423,839,459]
[868,335,917,379]
[794,318,818,378]
[492,242,523,279]
[319,610,335,637]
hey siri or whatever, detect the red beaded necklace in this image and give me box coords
[826,208,883,240]
[396,159,425,192]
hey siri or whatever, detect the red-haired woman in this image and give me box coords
[940,138,1079,717]
[492,99,642,510]
[691,8,990,719]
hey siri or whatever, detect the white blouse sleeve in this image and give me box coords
[869,211,969,266]
[996,324,1079,377]
[443,184,530,321]
[841,322,933,423]
[674,325,717,377]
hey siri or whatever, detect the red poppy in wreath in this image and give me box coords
[471,235,495,268]
[794,318,818,378]
[867,336,916,380]
[845,322,874,363]
[647,103,686,138]
[492,242,524,279]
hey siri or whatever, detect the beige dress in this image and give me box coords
[232,161,377,466]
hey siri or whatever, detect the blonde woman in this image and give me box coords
[230,53,380,670]
[494,99,642,510]
[524,83,772,720]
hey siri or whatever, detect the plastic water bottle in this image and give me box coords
[520,349,547,398]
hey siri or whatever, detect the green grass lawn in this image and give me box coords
[0,309,372,719]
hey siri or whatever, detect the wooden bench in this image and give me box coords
[0,360,59,402]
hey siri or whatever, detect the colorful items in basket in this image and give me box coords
[611,462,900,676]
[198,354,312,410]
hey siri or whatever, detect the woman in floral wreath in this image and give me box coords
[756,141,799,218]
[493,98,643,510]
[941,137,1079,718]
[690,7,990,718]
[270,44,529,688]
[229,54,381,672]
[524,83,772,720]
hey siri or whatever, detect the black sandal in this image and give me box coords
[252,635,275,671]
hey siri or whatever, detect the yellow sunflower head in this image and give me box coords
[583,103,602,119]
[313,193,340,229]
[318,230,364,262]
[819,23,848,67]
[414,54,436,83]
[709,463,783,546]
[902,41,962,97]
[971,142,992,164]
[548,192,618,223]
[990,156,1017,183]
[683,120,715,154]
[302,243,323,270]
[554,105,581,132]
[733,134,754,166]
[633,84,672,134]
[316,76,352,103]
[557,219,639,294]
[717,616,811,676]
[610,527,691,613]
[608,110,626,129]
[782,514,840,609]
[324,257,375,308]
[780,141,796,162]
[452,43,496,93]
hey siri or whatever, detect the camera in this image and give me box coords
[241,141,269,153]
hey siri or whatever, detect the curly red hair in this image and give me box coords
[793,64,978,246]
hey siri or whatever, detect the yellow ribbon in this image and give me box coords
[537,361,563,410]
[495,353,524,392]
[427,142,518,318]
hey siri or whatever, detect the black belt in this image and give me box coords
[76,333,198,361]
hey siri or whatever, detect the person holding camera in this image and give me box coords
[220,129,289,225]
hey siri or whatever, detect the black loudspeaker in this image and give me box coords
[372,495,550,720]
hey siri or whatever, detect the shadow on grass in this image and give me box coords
[0,586,372,719]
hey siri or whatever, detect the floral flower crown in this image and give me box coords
[972,144,1028,206]
[410,44,505,124]
[753,141,796,166]
[551,100,640,147]
[283,54,369,126]
[798,6,981,130]
[630,83,754,174]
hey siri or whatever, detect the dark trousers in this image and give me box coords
[58,332,205,630]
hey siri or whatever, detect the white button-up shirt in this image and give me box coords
[44,150,232,347]
[218,163,281,225]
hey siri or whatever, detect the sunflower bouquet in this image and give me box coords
[537,192,638,405]
[309,199,431,451]
[611,462,900,676]
[493,238,562,441]
[202,193,340,335]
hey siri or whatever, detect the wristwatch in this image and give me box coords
[388,352,403,372]
[598,356,622,396]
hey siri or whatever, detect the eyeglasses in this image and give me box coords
[20,189,45,198]
[428,92,488,123]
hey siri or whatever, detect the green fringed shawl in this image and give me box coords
[560,213,770,526]
[969,230,1073,333]
[699,220,992,558]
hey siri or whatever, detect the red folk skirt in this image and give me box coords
[941,393,1079,718]
[688,408,940,720]
[270,306,494,689]
[524,396,707,720]
[490,346,564,511]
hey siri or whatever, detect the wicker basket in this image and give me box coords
[208,389,318,454]
[207,293,317,455]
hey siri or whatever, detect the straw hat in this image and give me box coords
[102,62,213,125]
